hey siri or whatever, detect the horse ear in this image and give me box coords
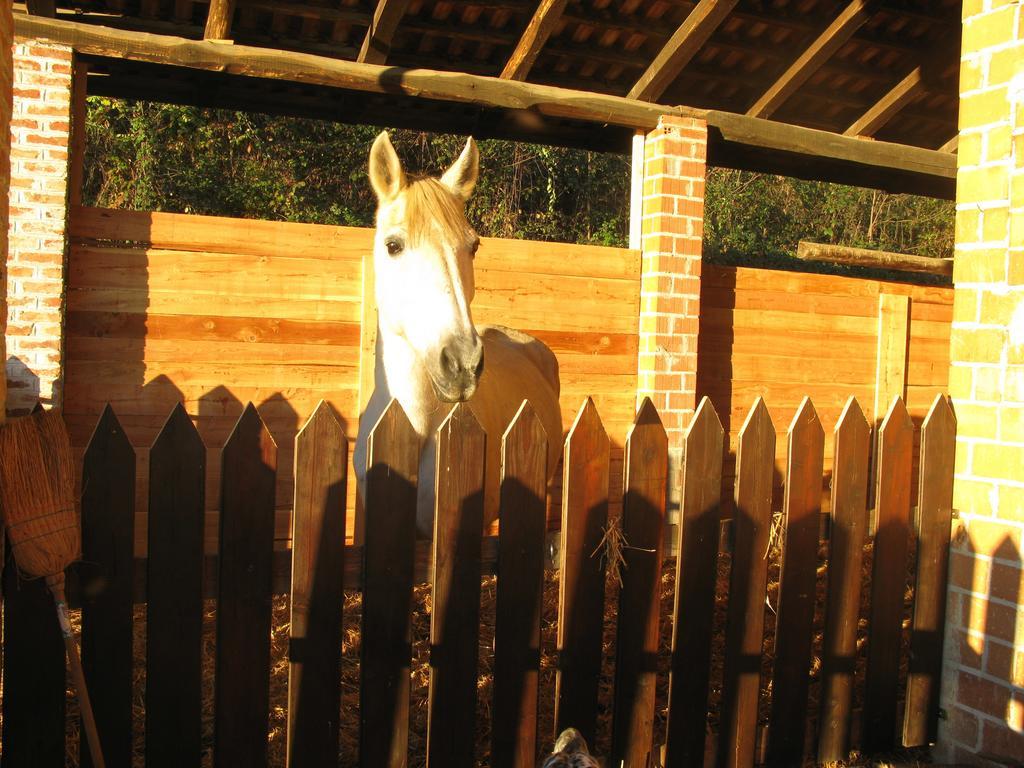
[552,728,590,755]
[441,136,479,201]
[368,131,406,202]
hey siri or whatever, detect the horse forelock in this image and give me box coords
[399,176,475,250]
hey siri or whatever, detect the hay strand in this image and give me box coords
[591,516,628,587]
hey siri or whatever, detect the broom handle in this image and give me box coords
[47,577,107,768]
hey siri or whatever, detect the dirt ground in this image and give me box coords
[36,532,930,768]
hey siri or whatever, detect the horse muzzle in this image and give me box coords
[430,335,485,403]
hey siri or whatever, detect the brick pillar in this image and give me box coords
[939,2,1024,764]
[636,115,706,524]
[6,39,73,416]
[1,8,13,421]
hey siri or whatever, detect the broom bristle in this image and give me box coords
[0,409,80,579]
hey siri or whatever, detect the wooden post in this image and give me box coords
[873,294,910,426]
[871,293,909,520]
[628,130,644,251]
[68,57,88,208]
[204,0,236,40]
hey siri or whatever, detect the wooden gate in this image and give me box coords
[0,393,955,768]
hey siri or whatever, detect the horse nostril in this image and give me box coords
[440,346,458,375]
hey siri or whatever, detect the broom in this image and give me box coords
[0,409,106,768]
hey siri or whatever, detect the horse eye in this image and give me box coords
[385,237,403,256]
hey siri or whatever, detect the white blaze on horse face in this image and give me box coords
[369,132,484,403]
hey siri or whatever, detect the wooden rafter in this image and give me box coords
[844,66,924,137]
[844,31,958,138]
[14,14,956,197]
[628,0,738,102]
[358,0,413,65]
[747,0,878,119]
[204,0,235,39]
[939,135,958,153]
[501,0,569,81]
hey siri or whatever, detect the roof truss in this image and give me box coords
[359,0,413,65]
[14,13,956,198]
[628,0,738,103]
[501,0,569,81]
[747,0,878,119]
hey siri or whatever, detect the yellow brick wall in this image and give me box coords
[1,2,11,419]
[941,2,1024,763]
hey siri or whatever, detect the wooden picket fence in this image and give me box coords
[0,393,955,768]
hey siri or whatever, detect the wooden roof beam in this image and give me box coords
[843,66,924,137]
[628,0,737,102]
[359,0,413,65]
[14,14,956,198]
[501,0,569,81]
[204,0,236,40]
[747,0,878,119]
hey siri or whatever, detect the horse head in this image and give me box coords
[368,131,484,403]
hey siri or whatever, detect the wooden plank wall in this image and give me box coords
[63,206,641,552]
[696,264,953,511]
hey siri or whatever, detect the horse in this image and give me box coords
[353,131,563,536]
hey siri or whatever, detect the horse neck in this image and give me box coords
[375,323,445,437]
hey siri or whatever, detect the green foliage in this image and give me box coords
[84,98,953,262]
[83,98,631,245]
[704,169,954,261]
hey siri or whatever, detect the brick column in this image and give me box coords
[939,2,1024,764]
[636,115,706,520]
[1,8,13,421]
[6,39,73,416]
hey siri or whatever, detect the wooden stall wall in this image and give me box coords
[63,206,641,552]
[697,264,953,510]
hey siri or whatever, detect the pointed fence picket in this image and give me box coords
[428,403,486,768]
[817,397,872,764]
[146,403,206,768]
[80,405,136,768]
[0,391,958,768]
[287,401,347,767]
[214,403,278,768]
[492,402,548,768]
[903,395,956,747]
[612,398,668,768]
[766,398,824,766]
[863,397,915,754]
[554,398,610,748]
[718,398,775,768]
[360,401,419,768]
[665,398,724,768]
